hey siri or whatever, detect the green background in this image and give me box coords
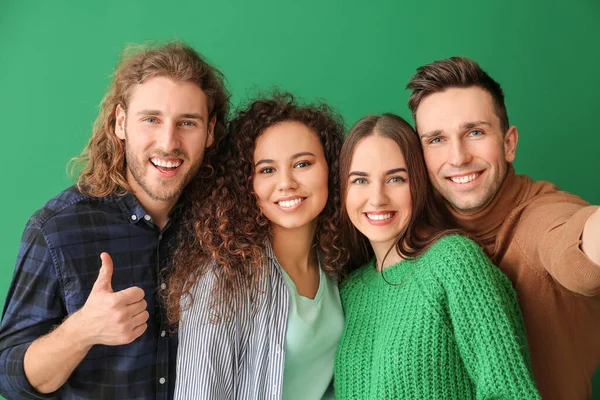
[1,0,599,398]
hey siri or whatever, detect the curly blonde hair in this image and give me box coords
[70,41,229,197]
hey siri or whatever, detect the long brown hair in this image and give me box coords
[339,113,457,271]
[166,92,346,324]
[70,41,230,197]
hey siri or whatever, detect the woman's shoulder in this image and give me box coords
[340,259,376,290]
[425,233,485,260]
[422,233,495,278]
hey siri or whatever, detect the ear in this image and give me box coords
[206,114,216,148]
[115,104,127,140]
[504,125,518,163]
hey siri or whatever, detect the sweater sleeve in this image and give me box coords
[432,235,541,400]
[517,200,600,297]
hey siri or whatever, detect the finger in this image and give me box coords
[121,322,148,345]
[130,322,148,342]
[125,299,148,316]
[116,286,145,304]
[131,310,150,327]
[91,252,114,293]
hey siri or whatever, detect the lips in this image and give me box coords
[277,197,304,208]
[446,171,482,184]
[365,212,394,221]
[148,157,185,178]
[363,211,397,226]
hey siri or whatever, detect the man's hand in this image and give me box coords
[73,252,149,347]
[582,208,600,265]
[22,252,150,393]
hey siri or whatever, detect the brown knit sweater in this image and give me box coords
[446,164,600,400]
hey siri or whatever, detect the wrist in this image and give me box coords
[62,310,95,350]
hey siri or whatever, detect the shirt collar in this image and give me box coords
[114,191,185,225]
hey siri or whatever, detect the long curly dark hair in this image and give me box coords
[166,91,346,324]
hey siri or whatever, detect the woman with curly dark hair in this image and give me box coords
[167,92,346,399]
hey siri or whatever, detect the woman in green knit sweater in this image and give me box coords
[334,114,540,399]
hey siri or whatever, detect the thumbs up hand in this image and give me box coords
[74,253,149,347]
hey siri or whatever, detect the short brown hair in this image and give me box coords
[339,113,458,271]
[71,41,230,197]
[407,57,509,133]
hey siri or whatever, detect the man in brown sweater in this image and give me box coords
[406,57,600,400]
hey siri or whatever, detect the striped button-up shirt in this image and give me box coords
[176,242,326,399]
[0,186,179,400]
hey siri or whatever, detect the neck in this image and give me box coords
[271,220,318,274]
[138,197,176,230]
[446,164,525,240]
[371,240,404,271]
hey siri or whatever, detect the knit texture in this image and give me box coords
[334,234,540,399]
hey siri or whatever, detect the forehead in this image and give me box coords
[127,76,209,116]
[254,121,323,159]
[350,135,406,169]
[415,87,499,134]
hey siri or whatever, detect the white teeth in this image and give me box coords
[366,213,393,221]
[449,173,480,184]
[151,158,182,168]
[278,198,303,208]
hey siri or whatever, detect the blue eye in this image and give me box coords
[469,130,484,137]
[429,137,442,144]
[181,120,197,127]
[144,117,157,123]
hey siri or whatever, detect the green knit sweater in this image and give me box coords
[334,234,540,399]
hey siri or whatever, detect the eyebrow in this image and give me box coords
[420,120,492,139]
[254,152,316,167]
[348,167,407,177]
[461,120,491,130]
[136,110,205,121]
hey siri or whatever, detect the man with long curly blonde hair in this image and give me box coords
[0,41,229,400]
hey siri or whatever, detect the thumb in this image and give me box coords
[92,252,114,293]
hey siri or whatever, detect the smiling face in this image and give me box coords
[415,86,518,214]
[345,135,413,254]
[115,76,214,207]
[252,121,329,232]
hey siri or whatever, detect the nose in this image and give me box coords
[156,123,180,153]
[368,182,388,207]
[276,168,298,192]
[448,139,472,167]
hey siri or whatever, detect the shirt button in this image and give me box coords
[161,330,166,337]
[144,215,152,221]
[160,283,167,290]
[275,344,281,354]
[131,214,137,221]
[159,377,166,385]
[272,384,277,394]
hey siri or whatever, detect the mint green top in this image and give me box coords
[279,265,344,400]
[334,234,540,399]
